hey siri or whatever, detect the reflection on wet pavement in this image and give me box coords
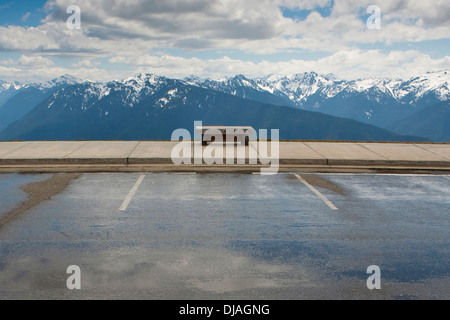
[0,173,448,299]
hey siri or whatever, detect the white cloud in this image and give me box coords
[0,0,449,83]
[22,12,31,22]
[109,49,450,80]
[379,0,450,27]
[0,26,55,51]
[1,0,449,55]
[17,55,55,67]
[72,59,100,68]
[0,62,126,83]
[1,49,450,83]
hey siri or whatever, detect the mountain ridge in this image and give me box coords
[389,101,450,142]
[0,70,448,142]
[182,70,450,140]
[0,74,427,142]
[0,75,80,132]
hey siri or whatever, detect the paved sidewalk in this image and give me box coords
[0,141,449,172]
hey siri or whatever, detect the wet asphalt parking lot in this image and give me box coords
[0,172,449,300]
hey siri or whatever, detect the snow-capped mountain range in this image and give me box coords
[187,70,450,110]
[0,75,80,106]
[185,70,449,129]
[0,70,448,141]
[3,69,448,107]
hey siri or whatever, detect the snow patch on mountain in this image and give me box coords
[0,81,24,92]
[385,70,450,102]
[36,74,80,90]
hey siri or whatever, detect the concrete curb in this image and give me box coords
[1,164,449,175]
[0,141,449,173]
[1,158,448,168]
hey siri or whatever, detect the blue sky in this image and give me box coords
[0,0,48,27]
[0,0,449,83]
[280,1,334,21]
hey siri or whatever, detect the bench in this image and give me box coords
[195,126,255,146]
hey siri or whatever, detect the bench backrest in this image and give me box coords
[195,126,255,134]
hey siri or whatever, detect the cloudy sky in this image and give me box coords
[0,0,449,83]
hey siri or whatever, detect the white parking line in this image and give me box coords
[119,174,146,211]
[294,174,338,211]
